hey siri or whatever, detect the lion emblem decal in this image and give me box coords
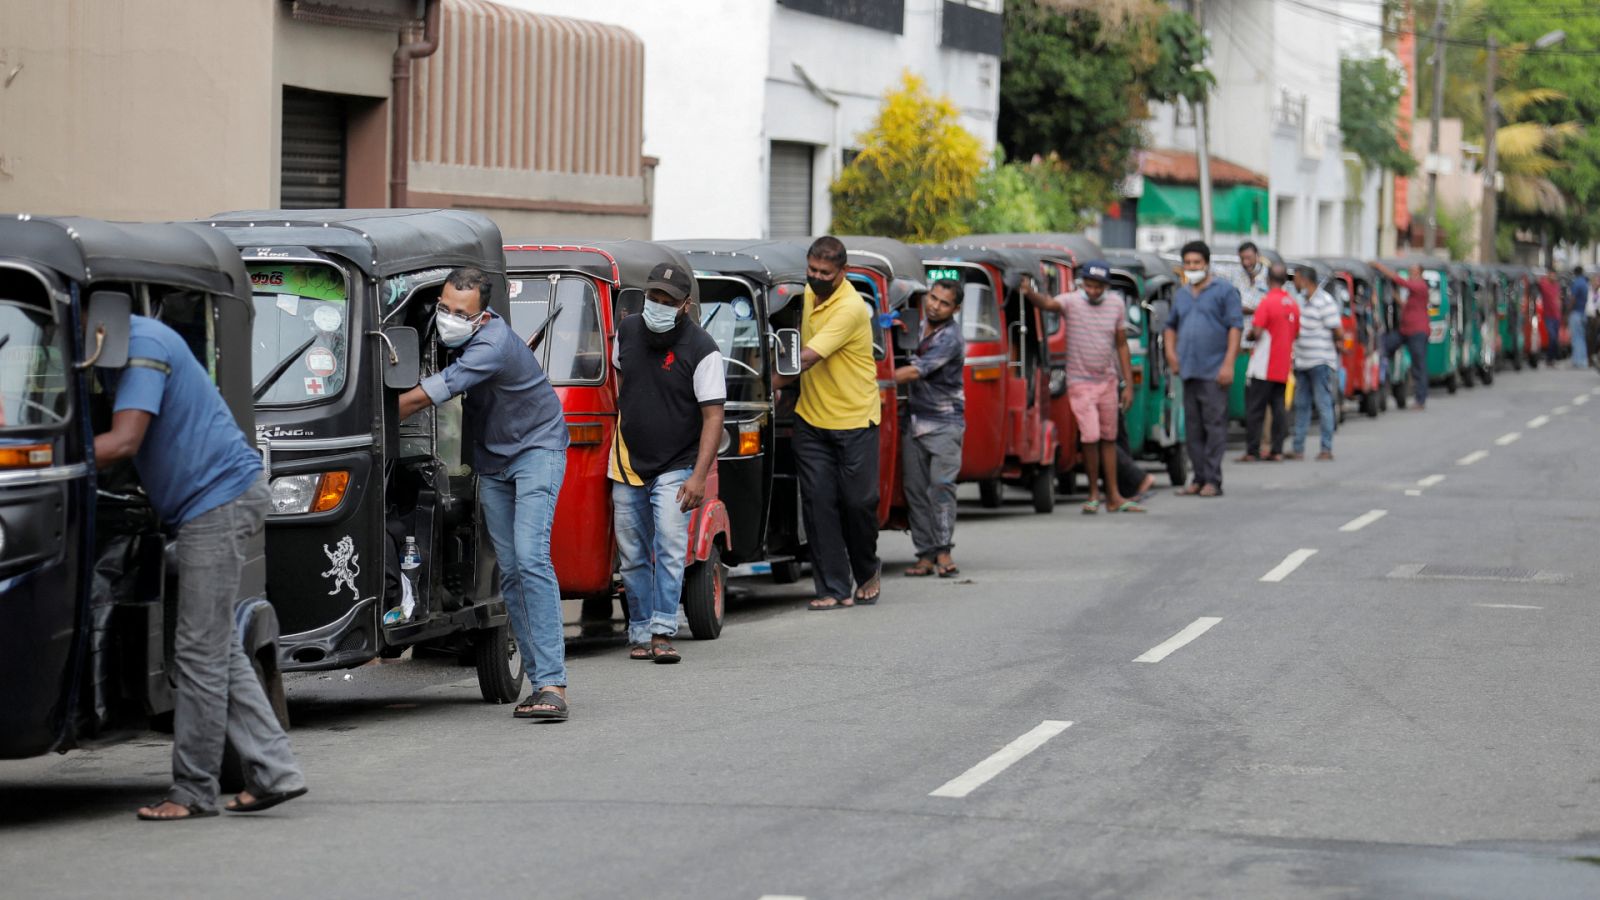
[320,535,361,601]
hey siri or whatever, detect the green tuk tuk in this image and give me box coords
[1453,263,1496,387]
[1105,251,1187,485]
[1378,257,1460,394]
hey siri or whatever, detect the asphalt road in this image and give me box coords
[5,368,1600,899]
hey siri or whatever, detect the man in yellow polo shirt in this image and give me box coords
[775,236,882,610]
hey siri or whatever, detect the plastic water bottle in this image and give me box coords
[401,536,421,571]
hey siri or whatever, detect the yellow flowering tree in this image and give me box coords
[830,72,985,242]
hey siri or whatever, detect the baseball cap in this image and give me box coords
[647,262,693,303]
[1079,261,1111,284]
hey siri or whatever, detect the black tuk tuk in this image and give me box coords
[204,209,522,703]
[0,214,285,764]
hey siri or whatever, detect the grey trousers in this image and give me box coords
[170,478,304,808]
[1182,378,1229,489]
[901,423,962,559]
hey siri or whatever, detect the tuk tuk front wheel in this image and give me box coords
[978,479,1004,508]
[1030,464,1056,514]
[682,543,726,641]
[1164,446,1187,487]
[472,623,524,704]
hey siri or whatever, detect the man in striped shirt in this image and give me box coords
[1287,266,1344,461]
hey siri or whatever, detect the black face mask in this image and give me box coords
[809,276,838,300]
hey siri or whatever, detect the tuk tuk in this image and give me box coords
[206,209,522,703]
[1490,265,1527,371]
[1457,264,1497,386]
[1317,258,1387,416]
[1105,251,1188,484]
[0,214,286,769]
[919,243,1059,512]
[498,240,732,639]
[1378,257,1460,394]
[661,239,812,582]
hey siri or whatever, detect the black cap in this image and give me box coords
[647,262,692,303]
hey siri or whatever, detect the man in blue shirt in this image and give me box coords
[1569,266,1589,368]
[397,267,572,721]
[1163,240,1243,497]
[96,316,305,821]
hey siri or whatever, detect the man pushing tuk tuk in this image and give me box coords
[94,310,306,821]
[397,268,574,721]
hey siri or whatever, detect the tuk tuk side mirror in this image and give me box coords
[772,328,802,377]
[79,290,132,370]
[377,326,421,390]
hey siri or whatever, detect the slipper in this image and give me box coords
[225,787,307,814]
[1111,500,1146,513]
[1197,485,1223,497]
[1081,500,1101,515]
[936,562,961,578]
[808,597,851,611]
[853,566,882,606]
[904,562,937,577]
[650,642,681,665]
[1235,454,1260,463]
[137,800,218,822]
[1174,484,1203,497]
[514,689,569,722]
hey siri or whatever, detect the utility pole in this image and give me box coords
[1423,0,1447,256]
[1478,36,1498,263]
[1193,0,1214,244]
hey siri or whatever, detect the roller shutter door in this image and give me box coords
[769,142,814,239]
[281,88,346,209]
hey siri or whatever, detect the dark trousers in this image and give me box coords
[1244,378,1287,457]
[1182,378,1228,489]
[1545,316,1564,362]
[1114,410,1146,499]
[794,420,881,601]
[1383,331,1429,406]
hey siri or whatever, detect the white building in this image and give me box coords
[1138,0,1383,257]
[511,0,1003,240]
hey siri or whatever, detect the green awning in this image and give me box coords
[1139,182,1270,234]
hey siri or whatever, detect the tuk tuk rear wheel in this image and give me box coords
[1030,464,1056,514]
[1164,446,1187,487]
[979,479,1003,508]
[1462,365,1476,388]
[1361,391,1380,418]
[1445,373,1459,394]
[472,623,524,704]
[1479,364,1494,386]
[682,543,726,641]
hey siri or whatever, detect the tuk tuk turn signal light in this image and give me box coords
[0,443,53,468]
[1131,369,1143,385]
[738,425,760,456]
[971,366,1003,382]
[269,471,349,515]
[567,422,604,446]
[312,471,350,513]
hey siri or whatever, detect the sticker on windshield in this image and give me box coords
[733,297,753,320]
[312,305,342,332]
[276,295,300,317]
[304,376,326,395]
[509,280,524,299]
[306,348,337,377]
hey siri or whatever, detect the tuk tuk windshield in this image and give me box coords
[249,263,350,405]
[0,271,69,429]
[508,275,605,385]
[697,277,768,405]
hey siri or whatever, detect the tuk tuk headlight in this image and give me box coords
[270,471,350,515]
[718,429,732,455]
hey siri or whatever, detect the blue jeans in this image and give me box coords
[1292,364,1336,454]
[612,467,692,645]
[478,448,567,691]
[1570,311,1588,365]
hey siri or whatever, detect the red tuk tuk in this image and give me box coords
[1319,258,1386,416]
[502,241,732,639]
[918,243,1060,513]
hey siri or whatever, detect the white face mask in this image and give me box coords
[435,310,480,348]
[1184,268,1207,285]
[642,299,680,333]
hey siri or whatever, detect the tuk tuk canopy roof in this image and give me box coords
[206,209,505,280]
[1377,256,1449,273]
[837,237,928,310]
[917,243,1042,276]
[503,239,697,298]
[1105,251,1178,298]
[0,214,249,296]
[661,239,812,284]
[959,233,1102,268]
[1286,258,1332,282]
[1315,257,1376,285]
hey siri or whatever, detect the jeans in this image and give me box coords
[479,447,567,691]
[901,423,961,560]
[1244,378,1287,457]
[612,467,692,645]
[1546,316,1564,363]
[1570,311,1588,365]
[1292,364,1336,454]
[1383,331,1429,406]
[1181,378,1227,489]
[170,478,303,809]
[794,420,881,601]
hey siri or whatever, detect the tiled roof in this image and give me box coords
[1138,148,1269,188]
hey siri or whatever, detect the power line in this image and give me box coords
[1274,0,1600,56]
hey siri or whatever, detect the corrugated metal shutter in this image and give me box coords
[281,88,345,209]
[769,142,814,239]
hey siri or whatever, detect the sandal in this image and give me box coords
[1081,500,1101,514]
[1197,484,1223,497]
[629,644,652,661]
[936,562,961,578]
[1174,484,1203,497]
[136,799,218,822]
[853,566,882,606]
[904,561,938,577]
[650,642,681,665]
[514,689,569,722]
[225,787,307,814]
[1235,454,1260,463]
[1111,500,1146,513]
[808,596,852,611]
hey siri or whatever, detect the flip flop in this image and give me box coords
[808,597,851,611]
[1081,500,1101,514]
[514,689,569,722]
[651,642,681,665]
[1111,500,1146,513]
[225,787,307,814]
[854,566,882,606]
[904,562,938,577]
[1174,484,1203,497]
[136,800,218,822]
[936,562,961,578]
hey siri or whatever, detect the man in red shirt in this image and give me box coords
[1373,261,1433,410]
[1538,269,1564,363]
[1239,264,1299,461]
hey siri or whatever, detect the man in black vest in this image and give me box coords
[610,262,726,663]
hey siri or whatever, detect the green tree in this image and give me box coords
[1340,55,1418,176]
[964,151,1111,234]
[830,72,985,242]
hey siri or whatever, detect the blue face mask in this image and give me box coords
[642,299,680,333]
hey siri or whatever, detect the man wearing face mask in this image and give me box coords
[1164,241,1243,497]
[774,236,881,610]
[894,279,967,577]
[609,263,725,663]
[396,267,572,721]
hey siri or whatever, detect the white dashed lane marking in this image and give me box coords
[1260,549,1318,583]
[1475,603,1543,610]
[1528,415,1550,429]
[1494,432,1521,446]
[1457,450,1490,466]
[1405,489,1423,496]
[1418,474,1446,488]
[1134,617,1223,663]
[1340,509,1388,532]
[1554,406,1571,416]
[930,721,1074,799]
[1575,395,1590,406]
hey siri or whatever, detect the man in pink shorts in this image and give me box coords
[1022,261,1143,514]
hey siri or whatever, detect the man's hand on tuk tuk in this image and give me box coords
[1120,382,1134,411]
[677,473,707,512]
